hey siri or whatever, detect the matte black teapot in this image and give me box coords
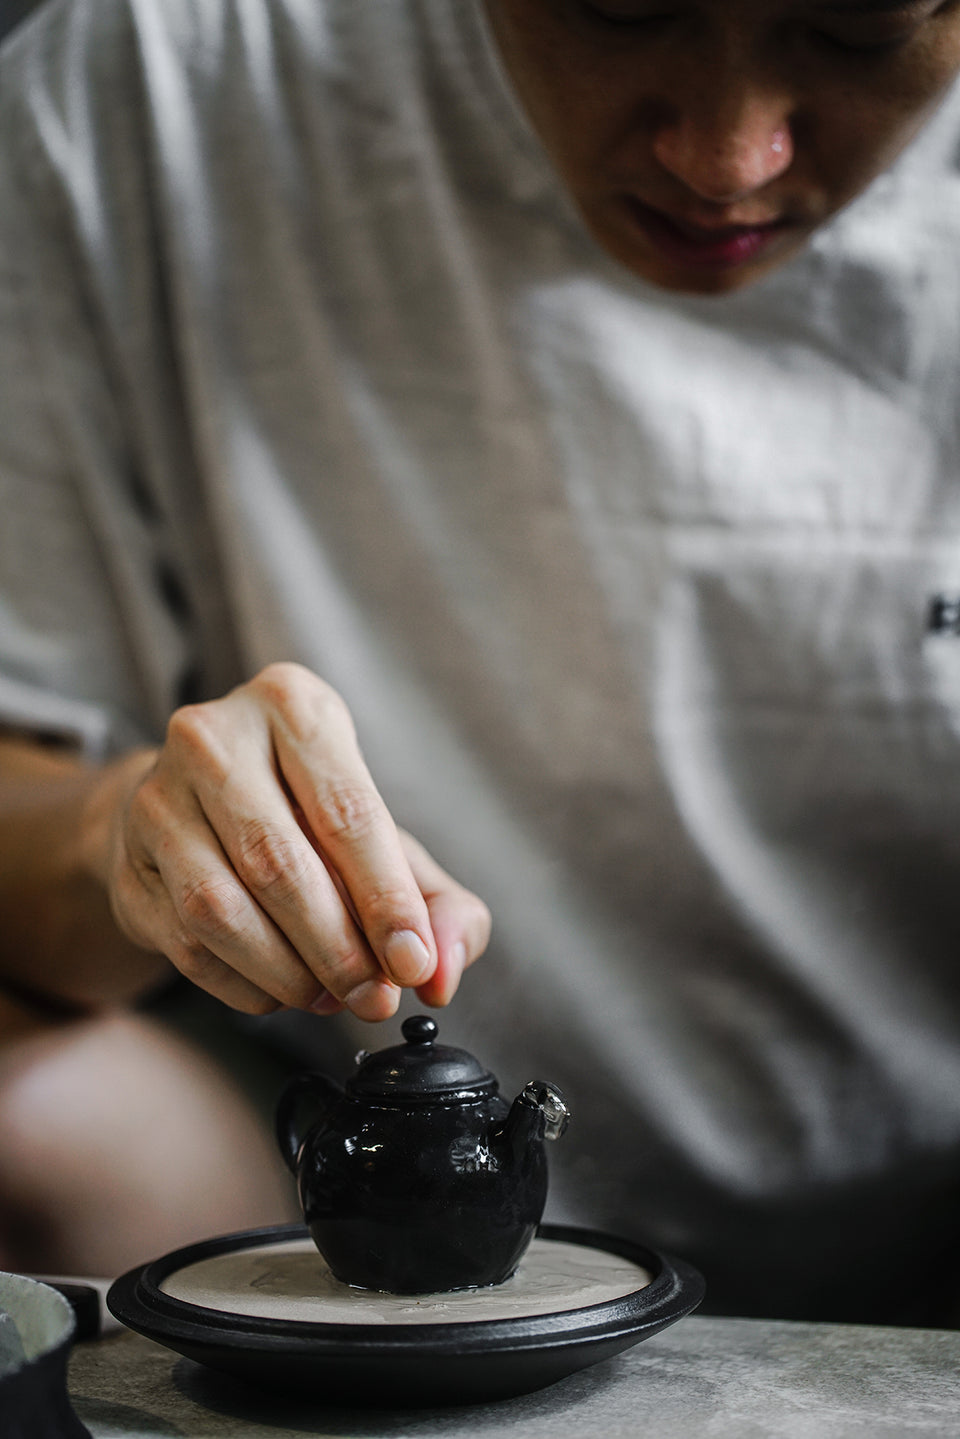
[275,1015,569,1294]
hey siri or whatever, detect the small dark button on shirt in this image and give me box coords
[927,594,960,635]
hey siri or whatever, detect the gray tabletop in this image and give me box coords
[68,1314,960,1439]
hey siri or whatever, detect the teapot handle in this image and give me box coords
[275,1072,343,1175]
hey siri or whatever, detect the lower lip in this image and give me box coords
[623,198,790,272]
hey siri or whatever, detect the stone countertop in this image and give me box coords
[68,1314,960,1438]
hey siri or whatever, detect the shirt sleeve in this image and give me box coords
[0,4,200,758]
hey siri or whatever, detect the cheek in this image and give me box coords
[811,31,960,174]
[802,66,959,208]
[483,2,640,173]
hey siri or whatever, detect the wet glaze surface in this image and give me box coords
[159,1235,652,1325]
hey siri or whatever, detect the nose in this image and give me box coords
[652,90,794,204]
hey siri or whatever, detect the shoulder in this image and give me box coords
[0,0,431,149]
[0,0,340,113]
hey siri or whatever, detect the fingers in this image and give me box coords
[106,663,489,1022]
[116,721,402,1022]
[118,830,402,1021]
[253,668,438,987]
[178,766,394,1007]
[111,848,283,1015]
[399,831,492,1008]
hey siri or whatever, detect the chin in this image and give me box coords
[608,232,808,296]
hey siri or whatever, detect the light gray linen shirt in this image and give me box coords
[2,0,960,1319]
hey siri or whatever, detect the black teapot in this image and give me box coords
[275,1015,569,1294]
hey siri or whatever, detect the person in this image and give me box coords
[1,0,960,1321]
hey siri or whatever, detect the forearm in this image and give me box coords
[0,737,171,1009]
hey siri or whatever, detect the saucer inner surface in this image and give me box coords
[159,1236,652,1325]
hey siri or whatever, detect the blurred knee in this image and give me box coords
[0,1001,296,1274]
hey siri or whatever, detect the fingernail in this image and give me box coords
[345,979,401,1021]
[309,989,342,1016]
[383,929,432,985]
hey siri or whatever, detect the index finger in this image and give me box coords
[266,677,438,989]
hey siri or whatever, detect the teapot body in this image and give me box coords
[295,1091,546,1294]
[275,1016,568,1294]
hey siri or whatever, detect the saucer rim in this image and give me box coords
[106,1223,705,1403]
[109,1222,702,1348]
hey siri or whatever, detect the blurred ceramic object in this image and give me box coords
[0,1273,90,1439]
[276,1015,569,1293]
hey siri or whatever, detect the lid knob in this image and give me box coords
[401,1015,438,1047]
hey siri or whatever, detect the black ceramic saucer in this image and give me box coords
[107,1222,703,1405]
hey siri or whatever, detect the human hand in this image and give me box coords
[90,664,490,1020]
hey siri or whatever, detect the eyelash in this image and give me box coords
[576,2,918,52]
[807,23,918,53]
[576,3,670,28]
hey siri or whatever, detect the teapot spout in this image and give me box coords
[501,1080,570,1160]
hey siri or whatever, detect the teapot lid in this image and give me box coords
[347,1016,498,1103]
